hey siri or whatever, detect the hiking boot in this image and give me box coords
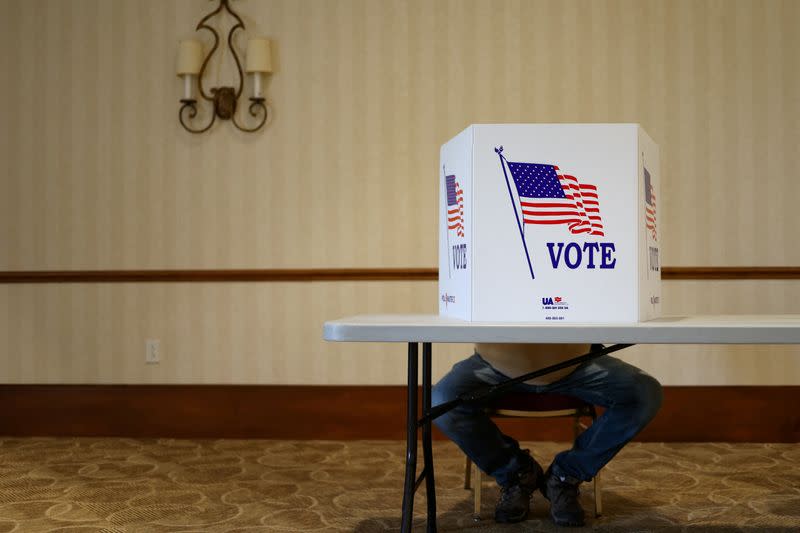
[494,453,544,523]
[540,465,585,527]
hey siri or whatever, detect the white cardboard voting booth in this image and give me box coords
[439,124,661,323]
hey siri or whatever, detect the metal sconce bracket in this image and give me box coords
[179,0,268,134]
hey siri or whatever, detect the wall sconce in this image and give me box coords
[177,0,272,134]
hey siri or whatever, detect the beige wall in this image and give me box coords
[1,0,799,385]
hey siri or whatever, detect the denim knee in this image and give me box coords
[431,381,453,409]
[631,372,663,425]
[431,383,456,430]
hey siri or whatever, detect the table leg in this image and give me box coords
[401,342,418,533]
[422,342,437,532]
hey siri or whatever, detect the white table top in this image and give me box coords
[323,314,800,344]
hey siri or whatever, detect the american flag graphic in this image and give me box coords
[446,173,464,237]
[506,161,605,236]
[644,167,657,240]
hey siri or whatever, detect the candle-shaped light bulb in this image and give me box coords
[253,73,262,98]
[183,74,194,99]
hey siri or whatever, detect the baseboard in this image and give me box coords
[0,385,797,442]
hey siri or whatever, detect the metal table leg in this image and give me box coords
[400,342,419,533]
[422,342,437,532]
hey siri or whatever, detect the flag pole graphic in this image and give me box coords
[643,151,649,281]
[496,147,535,279]
[443,165,451,279]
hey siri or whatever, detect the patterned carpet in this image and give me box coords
[0,438,798,532]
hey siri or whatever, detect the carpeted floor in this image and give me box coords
[0,438,798,532]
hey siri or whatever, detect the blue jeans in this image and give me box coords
[431,349,663,486]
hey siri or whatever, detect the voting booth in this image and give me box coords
[439,124,661,323]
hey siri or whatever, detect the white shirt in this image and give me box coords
[474,343,592,385]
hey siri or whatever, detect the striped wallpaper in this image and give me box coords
[1,0,799,385]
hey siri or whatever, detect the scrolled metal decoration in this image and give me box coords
[233,98,268,133]
[179,98,216,134]
[179,0,269,134]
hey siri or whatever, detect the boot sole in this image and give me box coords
[494,511,528,524]
[552,517,586,527]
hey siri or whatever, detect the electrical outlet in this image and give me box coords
[145,339,160,364]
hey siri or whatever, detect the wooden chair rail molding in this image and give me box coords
[1,267,800,283]
[0,266,800,284]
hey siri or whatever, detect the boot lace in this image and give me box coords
[498,483,524,505]
[551,479,581,508]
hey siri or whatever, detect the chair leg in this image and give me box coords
[473,463,482,521]
[588,407,602,518]
[575,409,603,518]
[464,456,472,489]
[594,470,602,517]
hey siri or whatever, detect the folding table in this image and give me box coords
[323,314,800,533]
